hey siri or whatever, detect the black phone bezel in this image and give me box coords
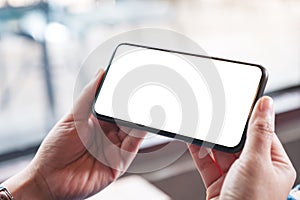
[92,43,268,153]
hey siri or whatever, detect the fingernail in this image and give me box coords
[259,96,274,115]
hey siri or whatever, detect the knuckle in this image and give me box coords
[252,119,274,136]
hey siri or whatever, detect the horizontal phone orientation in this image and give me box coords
[93,43,268,153]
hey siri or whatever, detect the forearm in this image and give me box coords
[2,166,52,200]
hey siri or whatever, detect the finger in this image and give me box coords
[73,70,104,121]
[98,119,120,133]
[271,133,293,166]
[118,125,133,136]
[121,129,146,153]
[103,124,134,142]
[271,132,297,188]
[212,149,238,173]
[241,96,275,159]
[117,127,131,141]
[105,132,145,177]
[188,144,222,188]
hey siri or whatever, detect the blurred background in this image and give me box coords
[0,0,300,199]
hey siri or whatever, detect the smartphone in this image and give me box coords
[93,43,268,153]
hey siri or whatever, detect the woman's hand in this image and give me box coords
[189,96,296,200]
[3,70,146,200]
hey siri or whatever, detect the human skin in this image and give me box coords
[189,96,297,200]
[2,70,146,200]
[1,73,297,200]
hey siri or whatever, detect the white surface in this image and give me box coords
[273,92,300,113]
[86,176,171,200]
[177,0,300,92]
[95,47,262,148]
[96,48,212,138]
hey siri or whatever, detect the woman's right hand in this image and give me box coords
[189,96,297,200]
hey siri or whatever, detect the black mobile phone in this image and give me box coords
[92,43,268,153]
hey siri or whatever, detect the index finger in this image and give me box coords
[188,144,221,188]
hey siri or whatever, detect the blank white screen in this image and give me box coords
[94,47,263,148]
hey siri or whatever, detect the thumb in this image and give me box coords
[241,96,275,158]
[73,69,105,121]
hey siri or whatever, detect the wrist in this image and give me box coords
[2,165,53,200]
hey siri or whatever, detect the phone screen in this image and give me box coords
[93,43,267,152]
